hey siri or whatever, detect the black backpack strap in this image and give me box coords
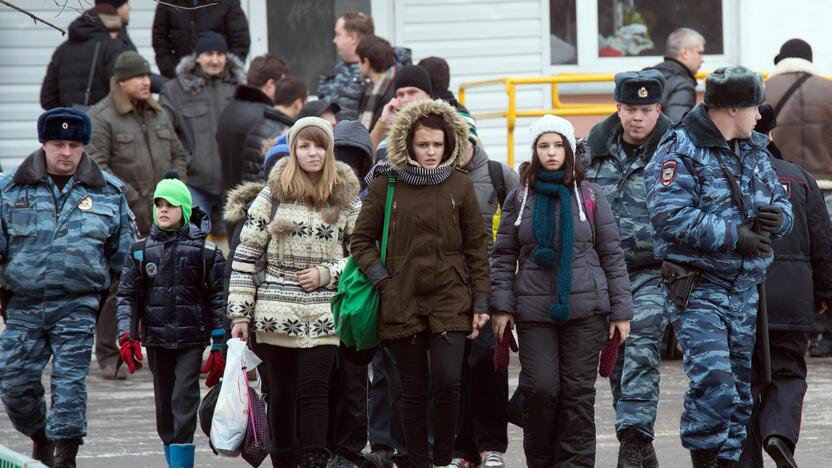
[201,240,217,292]
[129,239,147,338]
[487,160,507,206]
[773,73,811,120]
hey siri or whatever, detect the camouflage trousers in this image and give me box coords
[664,281,757,462]
[0,294,97,440]
[609,269,668,440]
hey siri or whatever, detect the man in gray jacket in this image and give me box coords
[649,28,705,122]
[160,32,246,227]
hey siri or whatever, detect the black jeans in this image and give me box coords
[738,330,809,467]
[516,315,607,468]
[259,343,337,464]
[146,346,204,444]
[328,346,369,463]
[454,318,509,462]
[385,330,466,468]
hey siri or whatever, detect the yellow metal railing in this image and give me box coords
[458,72,710,167]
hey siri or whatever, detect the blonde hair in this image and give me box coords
[280,126,337,208]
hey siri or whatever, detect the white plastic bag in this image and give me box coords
[210,338,263,456]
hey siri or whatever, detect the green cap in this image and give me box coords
[113,51,151,81]
[153,176,192,230]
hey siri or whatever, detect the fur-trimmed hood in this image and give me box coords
[266,157,361,231]
[770,57,818,78]
[222,181,265,223]
[387,99,469,169]
[174,53,246,95]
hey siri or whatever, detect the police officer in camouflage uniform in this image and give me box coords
[586,69,673,468]
[0,107,136,467]
[646,67,793,467]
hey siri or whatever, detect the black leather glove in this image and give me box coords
[736,226,772,257]
[756,205,784,233]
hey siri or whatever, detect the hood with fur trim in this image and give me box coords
[223,181,265,224]
[769,57,818,78]
[266,157,361,230]
[175,53,246,95]
[387,99,469,169]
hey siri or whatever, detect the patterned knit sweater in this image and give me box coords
[227,158,361,348]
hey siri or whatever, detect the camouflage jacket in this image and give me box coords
[0,150,136,298]
[317,47,412,121]
[586,112,673,272]
[646,104,794,291]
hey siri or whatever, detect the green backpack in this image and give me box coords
[332,175,396,351]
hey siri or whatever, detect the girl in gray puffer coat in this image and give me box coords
[490,115,633,468]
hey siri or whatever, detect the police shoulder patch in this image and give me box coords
[660,160,678,186]
[145,262,158,277]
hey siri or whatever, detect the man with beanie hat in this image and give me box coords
[160,30,246,238]
[152,0,250,78]
[645,66,794,466]
[0,107,136,466]
[764,39,832,356]
[585,69,674,467]
[370,64,433,156]
[40,0,138,110]
[88,51,187,379]
[115,174,227,468]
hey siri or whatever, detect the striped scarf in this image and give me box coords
[365,161,452,186]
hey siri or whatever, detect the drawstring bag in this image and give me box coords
[241,374,269,467]
[332,175,396,354]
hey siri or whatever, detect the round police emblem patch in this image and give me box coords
[660,161,678,186]
[145,262,158,277]
[638,86,648,98]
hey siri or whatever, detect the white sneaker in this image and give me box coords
[479,452,505,468]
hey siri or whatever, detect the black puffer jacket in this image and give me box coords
[217,85,275,195]
[648,58,697,123]
[116,207,227,348]
[239,107,295,184]
[152,0,250,78]
[766,156,832,331]
[40,9,136,109]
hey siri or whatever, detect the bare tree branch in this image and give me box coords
[0,0,66,35]
[152,0,219,10]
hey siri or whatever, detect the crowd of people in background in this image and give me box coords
[1,1,831,468]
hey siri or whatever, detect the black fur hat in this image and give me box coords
[614,69,665,105]
[37,107,91,144]
[704,66,766,109]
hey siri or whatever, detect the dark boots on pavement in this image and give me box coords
[617,428,659,468]
[31,428,54,466]
[301,448,331,468]
[53,438,81,468]
[764,436,798,468]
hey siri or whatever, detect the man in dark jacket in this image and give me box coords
[737,107,832,468]
[237,76,306,185]
[356,35,397,130]
[648,27,705,123]
[160,32,245,231]
[586,70,673,468]
[151,0,250,78]
[216,54,287,231]
[40,0,136,110]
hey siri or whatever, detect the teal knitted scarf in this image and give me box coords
[531,170,573,325]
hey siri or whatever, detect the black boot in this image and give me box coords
[53,438,81,468]
[31,428,54,467]
[764,436,798,468]
[641,439,659,468]
[300,449,330,468]
[617,428,644,468]
[691,449,719,468]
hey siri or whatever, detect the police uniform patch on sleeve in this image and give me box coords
[145,262,158,277]
[660,161,678,186]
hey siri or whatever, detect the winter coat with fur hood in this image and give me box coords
[350,99,491,341]
[766,57,832,184]
[226,158,361,348]
[160,54,246,195]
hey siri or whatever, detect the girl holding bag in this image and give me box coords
[350,99,491,468]
[490,115,632,467]
[227,117,361,468]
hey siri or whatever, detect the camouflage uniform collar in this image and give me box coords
[681,104,769,152]
[588,111,673,162]
[13,149,106,188]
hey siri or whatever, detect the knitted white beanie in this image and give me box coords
[528,114,576,154]
[288,116,335,150]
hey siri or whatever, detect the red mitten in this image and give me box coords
[118,333,144,373]
[201,350,225,387]
[494,327,519,370]
[598,328,621,377]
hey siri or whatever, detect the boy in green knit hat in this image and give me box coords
[116,174,227,468]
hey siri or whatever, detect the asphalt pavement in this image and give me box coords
[1,354,830,467]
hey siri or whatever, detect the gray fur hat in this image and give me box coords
[704,66,766,109]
